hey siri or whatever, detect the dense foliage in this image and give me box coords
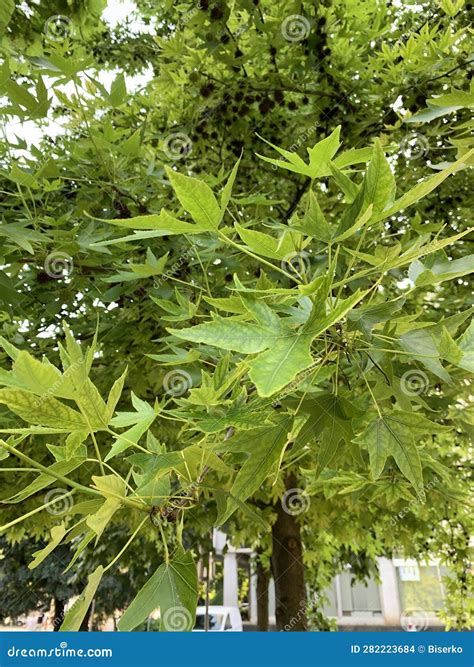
[0,0,472,631]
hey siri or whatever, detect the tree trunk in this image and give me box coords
[271,474,307,631]
[52,597,65,631]
[79,604,92,631]
[256,558,270,631]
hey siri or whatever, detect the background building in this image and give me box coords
[213,531,447,631]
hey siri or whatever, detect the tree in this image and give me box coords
[0,0,472,632]
[0,537,77,628]
[0,527,168,630]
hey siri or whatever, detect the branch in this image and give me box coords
[284,177,311,220]
[160,427,234,522]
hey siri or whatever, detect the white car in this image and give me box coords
[193,605,243,632]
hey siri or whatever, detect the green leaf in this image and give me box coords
[405,105,461,123]
[118,550,197,632]
[216,415,293,524]
[363,139,396,214]
[317,419,353,473]
[146,350,200,366]
[109,394,156,428]
[438,327,463,365]
[399,329,450,382]
[60,566,104,631]
[304,289,367,338]
[247,330,313,398]
[86,496,122,539]
[109,72,127,106]
[220,157,240,219]
[172,306,311,397]
[90,475,126,503]
[354,412,448,499]
[457,320,474,372]
[408,255,474,287]
[65,431,89,460]
[94,210,209,235]
[234,222,301,260]
[0,336,20,361]
[332,146,374,169]
[332,204,373,242]
[169,317,269,354]
[29,524,67,569]
[4,458,84,503]
[299,191,332,241]
[64,531,96,573]
[256,136,313,176]
[296,394,354,472]
[103,249,169,283]
[0,0,14,35]
[119,128,141,156]
[106,368,128,421]
[106,413,156,461]
[165,167,221,230]
[256,126,341,178]
[0,350,62,394]
[84,480,126,537]
[4,80,38,112]
[134,471,170,506]
[428,90,474,108]
[171,290,366,397]
[306,126,342,178]
[329,162,359,202]
[373,150,473,222]
[347,298,405,336]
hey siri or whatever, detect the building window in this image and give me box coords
[396,564,445,612]
[339,571,382,617]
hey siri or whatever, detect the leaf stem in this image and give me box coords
[0,442,146,512]
[103,516,148,573]
[0,441,102,497]
[0,491,75,533]
[77,404,105,475]
[218,229,298,282]
[158,520,169,563]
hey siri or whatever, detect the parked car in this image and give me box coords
[193,606,243,632]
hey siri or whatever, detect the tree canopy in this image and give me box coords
[0,0,472,632]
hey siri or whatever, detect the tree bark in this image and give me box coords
[256,558,270,631]
[52,597,65,631]
[271,474,307,631]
